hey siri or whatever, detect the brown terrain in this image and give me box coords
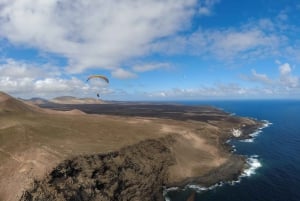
[0,92,263,201]
[50,96,105,105]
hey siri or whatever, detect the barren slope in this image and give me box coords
[50,96,105,104]
[0,92,262,201]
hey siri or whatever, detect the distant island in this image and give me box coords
[0,92,263,201]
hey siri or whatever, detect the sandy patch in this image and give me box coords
[0,147,60,201]
[126,117,153,124]
[161,125,227,183]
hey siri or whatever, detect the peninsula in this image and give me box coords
[0,92,263,201]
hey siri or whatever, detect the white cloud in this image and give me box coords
[0,59,60,78]
[0,76,88,98]
[145,83,278,99]
[279,63,299,88]
[245,62,299,90]
[277,10,288,21]
[0,59,96,98]
[150,14,294,63]
[279,63,292,75]
[286,46,300,63]
[132,62,170,72]
[34,78,79,92]
[0,0,197,73]
[258,19,275,31]
[198,0,220,16]
[1,58,298,99]
[111,68,137,79]
[249,69,273,85]
[207,28,283,60]
[151,25,284,62]
[199,7,211,16]
[275,60,281,65]
[213,30,275,56]
[144,80,300,100]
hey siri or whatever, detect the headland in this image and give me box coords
[0,92,263,201]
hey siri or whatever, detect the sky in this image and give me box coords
[0,0,300,100]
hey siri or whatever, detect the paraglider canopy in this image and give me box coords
[86,75,109,83]
[86,75,109,99]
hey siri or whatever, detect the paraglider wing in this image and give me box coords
[86,75,109,99]
[86,75,109,83]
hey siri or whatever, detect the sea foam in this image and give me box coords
[164,121,270,200]
[241,155,262,177]
[241,120,272,143]
[164,154,263,198]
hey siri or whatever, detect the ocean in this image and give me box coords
[165,100,300,201]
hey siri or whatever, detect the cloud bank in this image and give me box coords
[0,59,91,98]
[0,0,197,73]
[0,1,299,99]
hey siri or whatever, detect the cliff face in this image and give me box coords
[20,138,175,201]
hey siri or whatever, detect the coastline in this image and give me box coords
[0,93,265,201]
[21,103,264,200]
[164,120,271,200]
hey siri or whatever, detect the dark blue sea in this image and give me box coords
[165,100,300,201]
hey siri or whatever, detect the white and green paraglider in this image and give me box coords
[86,75,109,99]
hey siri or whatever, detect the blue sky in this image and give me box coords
[0,0,300,100]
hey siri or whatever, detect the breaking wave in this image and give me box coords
[164,154,262,200]
[242,155,262,177]
[164,120,270,200]
[241,120,272,143]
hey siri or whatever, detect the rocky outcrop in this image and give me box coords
[20,138,175,201]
